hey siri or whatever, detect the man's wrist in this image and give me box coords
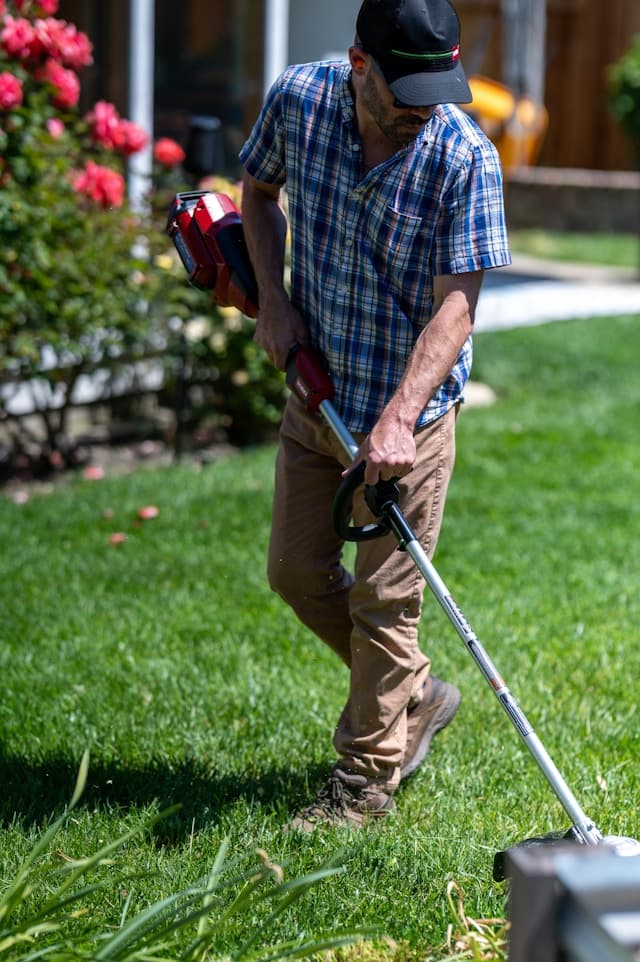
[257,279,290,310]
[380,396,422,435]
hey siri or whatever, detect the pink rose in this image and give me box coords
[36,57,80,108]
[34,17,93,69]
[85,99,120,149]
[72,161,125,209]
[113,119,148,155]
[154,137,186,168]
[0,72,23,109]
[1,16,37,60]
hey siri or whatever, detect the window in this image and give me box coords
[59,0,265,177]
[155,0,264,176]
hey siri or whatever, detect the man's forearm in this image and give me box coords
[241,172,289,309]
[241,170,309,368]
[384,289,474,431]
[356,283,477,484]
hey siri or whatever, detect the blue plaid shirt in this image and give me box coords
[240,61,511,433]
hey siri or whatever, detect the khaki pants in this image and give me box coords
[268,394,457,789]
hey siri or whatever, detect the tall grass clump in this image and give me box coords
[0,751,370,962]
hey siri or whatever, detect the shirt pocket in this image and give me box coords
[364,206,424,293]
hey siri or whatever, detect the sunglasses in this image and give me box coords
[374,61,432,111]
[392,95,414,109]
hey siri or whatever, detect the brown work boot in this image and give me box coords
[287,766,395,832]
[401,676,461,780]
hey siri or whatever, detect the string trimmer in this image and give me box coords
[168,189,640,878]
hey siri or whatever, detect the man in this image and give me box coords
[239,0,511,829]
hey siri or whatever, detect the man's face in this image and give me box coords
[361,58,435,148]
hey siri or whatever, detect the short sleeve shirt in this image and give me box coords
[239,61,511,433]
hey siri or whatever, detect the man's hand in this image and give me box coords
[345,414,416,486]
[241,169,309,370]
[254,297,309,371]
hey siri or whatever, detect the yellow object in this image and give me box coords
[464,74,549,170]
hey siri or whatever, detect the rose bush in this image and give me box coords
[0,0,163,471]
[0,0,286,479]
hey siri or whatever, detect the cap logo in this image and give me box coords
[390,44,460,61]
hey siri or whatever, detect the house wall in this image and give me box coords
[288,1,358,65]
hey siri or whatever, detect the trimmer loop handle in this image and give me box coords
[284,342,404,543]
[332,462,402,543]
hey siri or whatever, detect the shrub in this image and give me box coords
[608,34,640,166]
[0,0,286,480]
[0,10,149,331]
[0,1,167,469]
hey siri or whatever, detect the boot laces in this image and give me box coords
[305,773,356,820]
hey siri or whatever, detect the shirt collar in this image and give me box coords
[339,65,355,125]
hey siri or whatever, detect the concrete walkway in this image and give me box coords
[465,254,640,406]
[475,254,640,333]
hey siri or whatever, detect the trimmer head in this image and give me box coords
[493,830,640,881]
[494,830,578,881]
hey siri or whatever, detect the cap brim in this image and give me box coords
[387,61,472,106]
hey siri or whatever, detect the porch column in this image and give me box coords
[263,0,290,93]
[128,0,156,210]
[501,0,546,106]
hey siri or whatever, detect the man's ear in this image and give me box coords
[348,46,368,74]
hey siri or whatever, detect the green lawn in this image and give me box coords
[508,229,639,268]
[1,312,640,960]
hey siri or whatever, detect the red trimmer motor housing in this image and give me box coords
[166,190,259,318]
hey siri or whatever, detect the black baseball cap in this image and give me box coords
[356,0,472,106]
